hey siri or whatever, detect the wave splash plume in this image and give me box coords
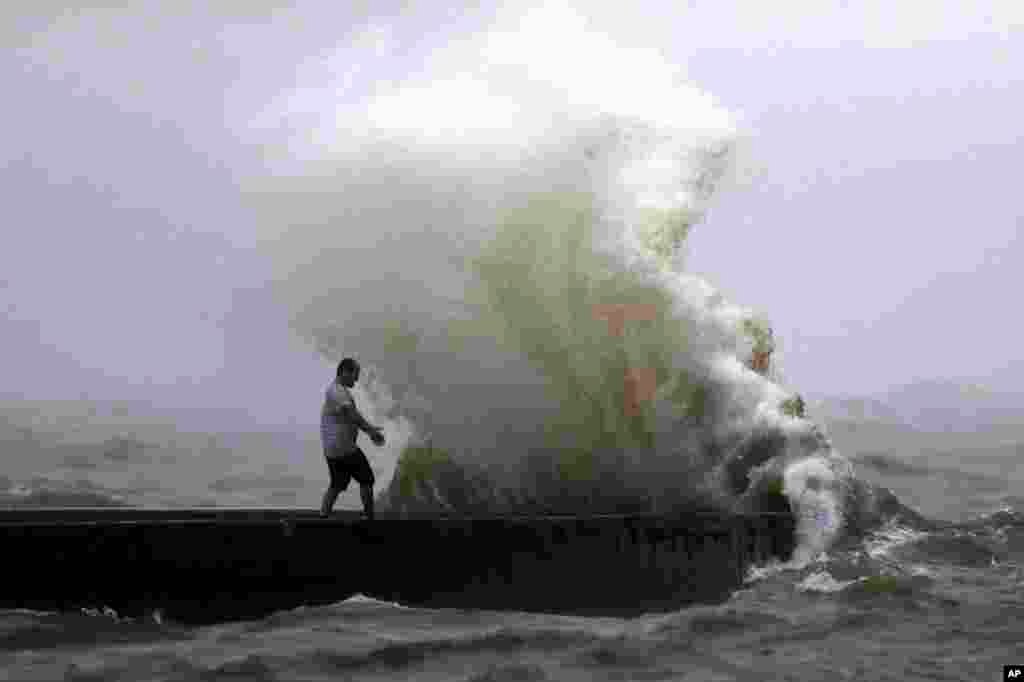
[244,3,894,564]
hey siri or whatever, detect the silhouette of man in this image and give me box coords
[320,358,385,519]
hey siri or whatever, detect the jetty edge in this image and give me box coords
[0,508,795,624]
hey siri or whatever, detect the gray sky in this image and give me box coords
[2,2,1021,431]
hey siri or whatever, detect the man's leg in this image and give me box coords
[321,486,342,517]
[360,484,375,520]
[349,447,376,520]
[321,454,349,517]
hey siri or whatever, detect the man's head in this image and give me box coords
[337,357,360,387]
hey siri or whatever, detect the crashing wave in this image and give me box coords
[247,3,899,560]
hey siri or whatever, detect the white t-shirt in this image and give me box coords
[320,381,358,456]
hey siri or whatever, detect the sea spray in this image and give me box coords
[243,3,867,556]
[783,457,848,567]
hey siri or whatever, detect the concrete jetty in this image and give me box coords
[0,508,795,624]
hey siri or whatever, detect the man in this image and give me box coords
[320,357,386,519]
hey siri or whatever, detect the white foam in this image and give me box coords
[343,593,413,610]
[864,522,927,559]
[744,559,788,583]
[796,570,858,594]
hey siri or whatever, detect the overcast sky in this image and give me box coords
[2,2,1021,430]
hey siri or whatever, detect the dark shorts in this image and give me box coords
[325,447,375,489]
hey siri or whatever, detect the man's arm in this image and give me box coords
[341,404,379,435]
